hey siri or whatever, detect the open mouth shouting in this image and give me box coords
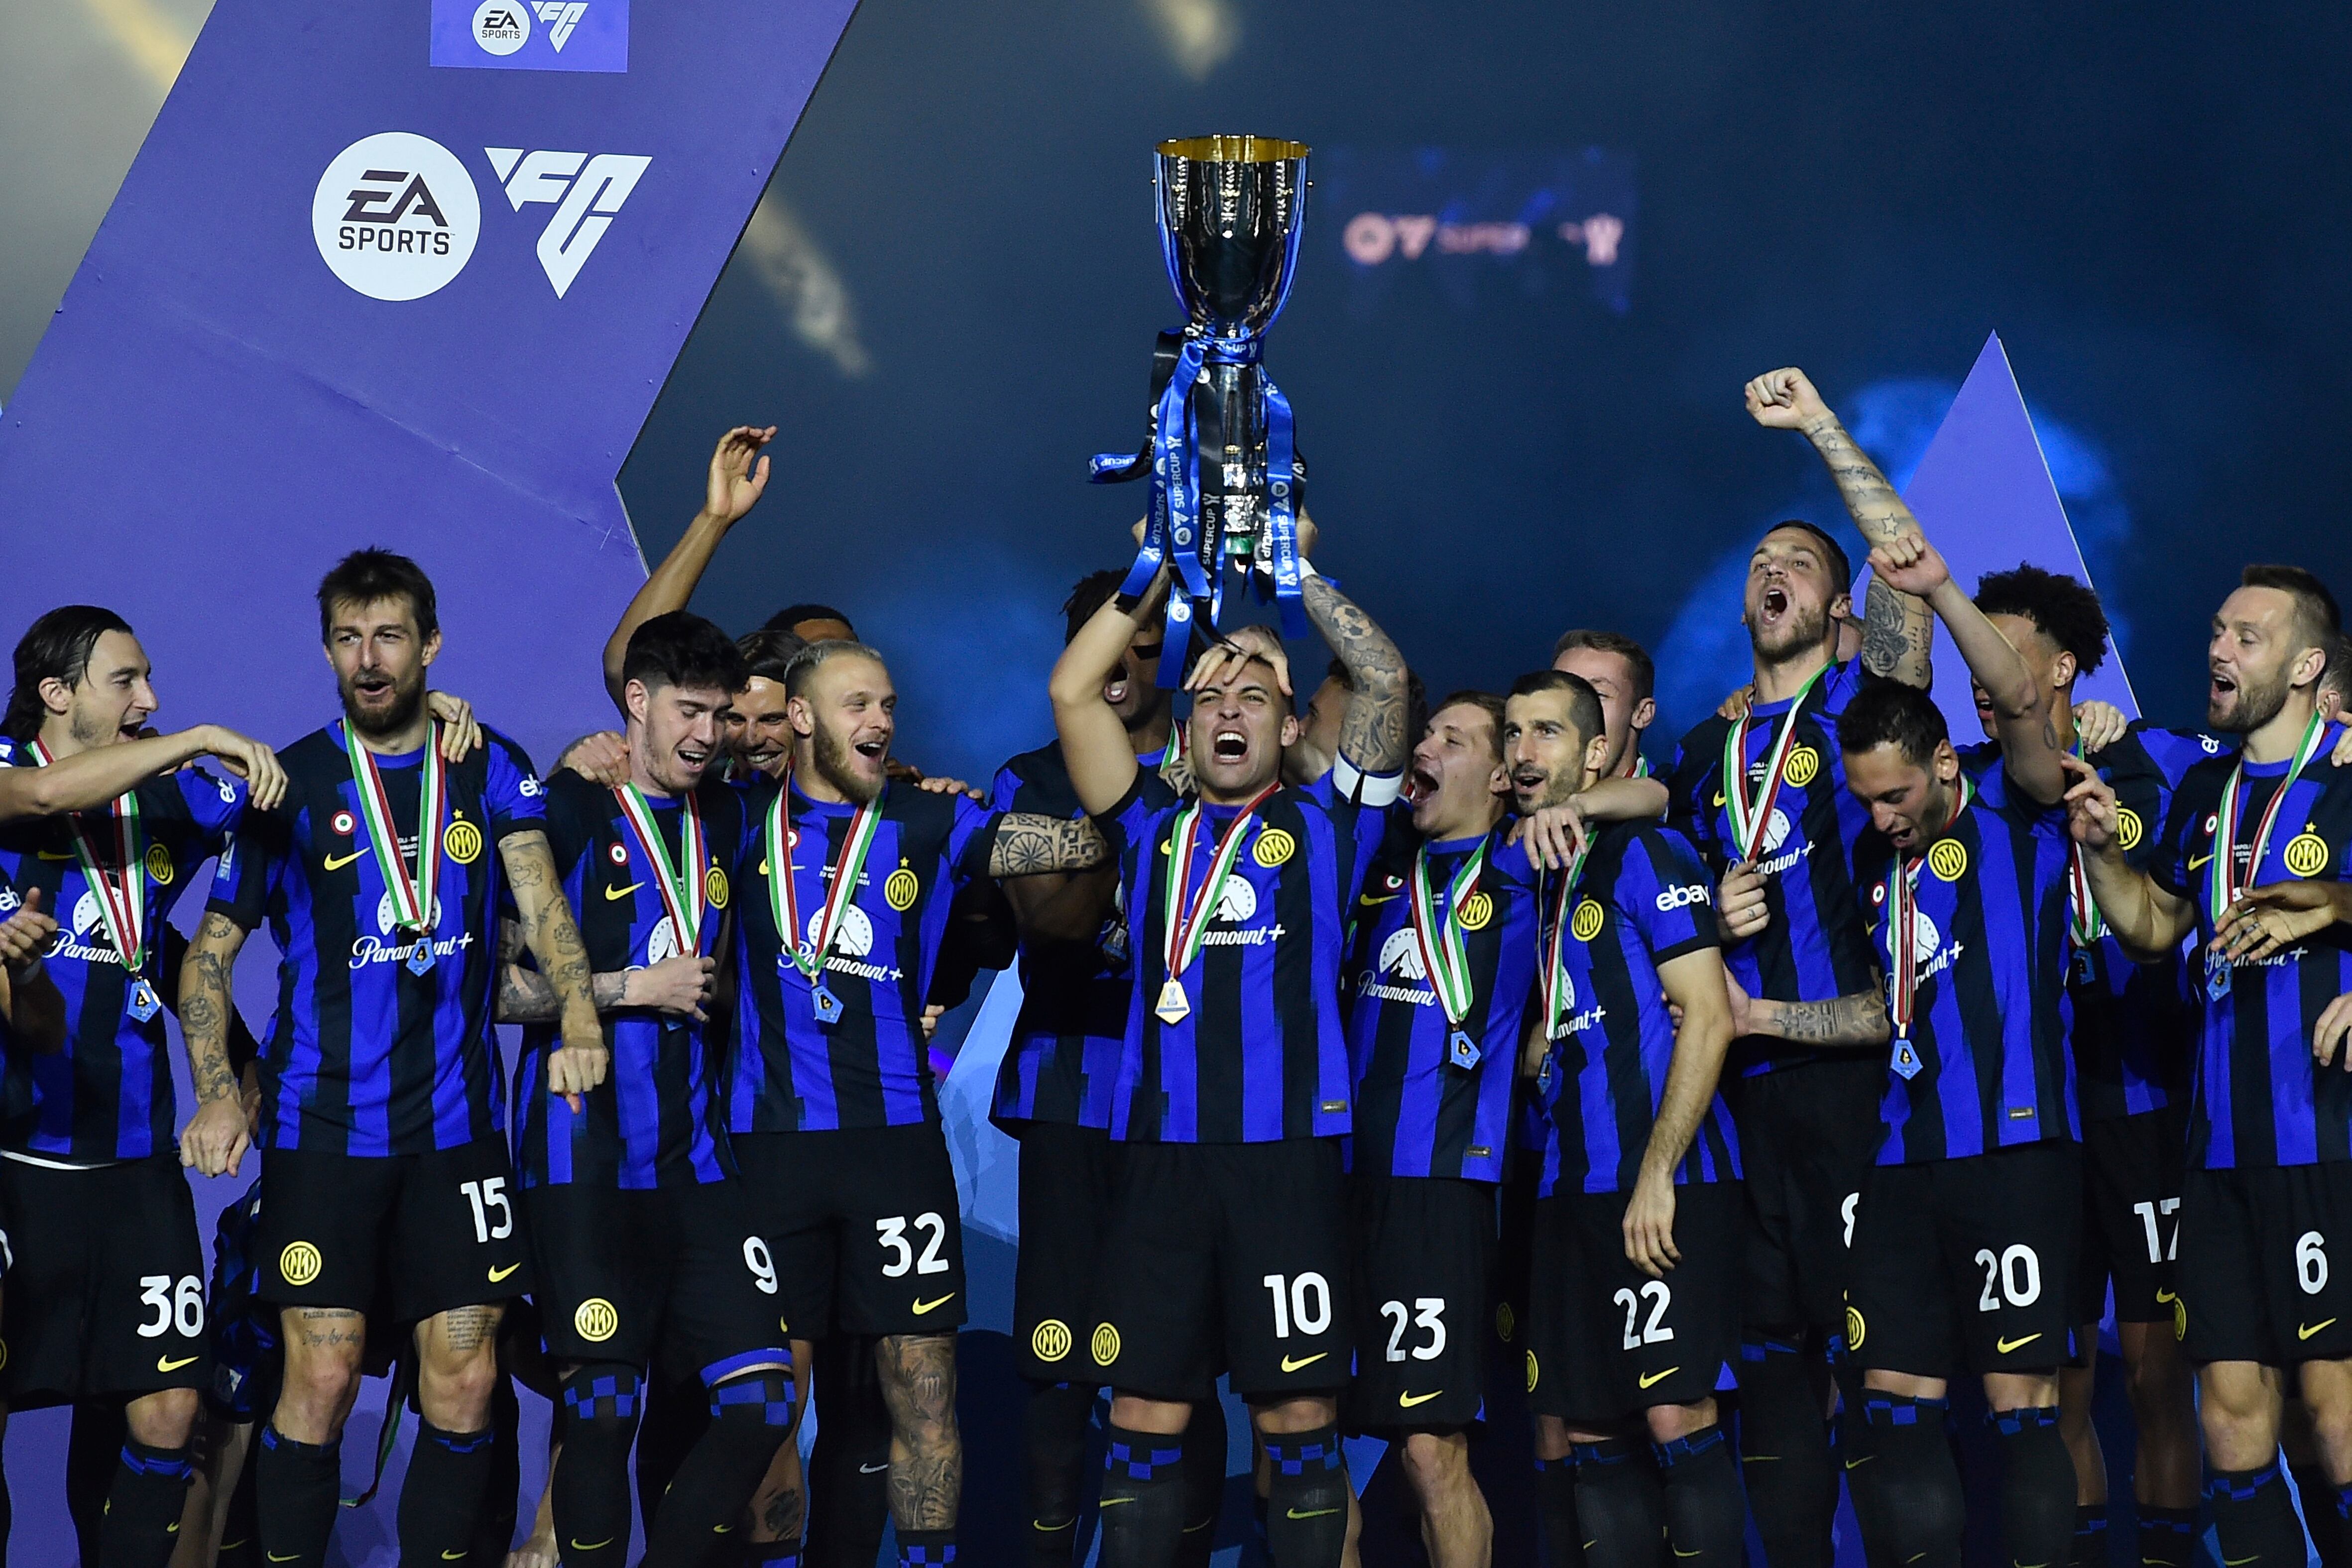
[1758,583,1791,626]
[1210,728,1249,765]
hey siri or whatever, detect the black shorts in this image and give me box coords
[1346,1173,1496,1431]
[1724,1055,1884,1336]
[1527,1180,1741,1423]
[733,1124,968,1340]
[1012,1122,1119,1382]
[2078,1106,2186,1326]
[254,1140,533,1321]
[2177,1162,2352,1366]
[0,1155,210,1407]
[1091,1137,1351,1403]
[524,1179,793,1378]
[1847,1141,2083,1379]
[1491,1158,1539,1360]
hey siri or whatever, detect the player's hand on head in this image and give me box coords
[630,955,715,1020]
[205,727,287,812]
[425,691,484,758]
[177,1096,250,1178]
[706,425,777,526]
[2316,992,2352,1071]
[0,888,55,973]
[1622,1170,1680,1279]
[557,731,629,786]
[2058,753,2118,851]
[1717,862,1769,942]
[1519,799,1590,873]
[2217,881,2342,964]
[2073,701,2128,754]
[1744,367,1829,431]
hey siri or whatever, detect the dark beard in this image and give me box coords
[811,722,882,804]
[341,672,425,738]
[2212,665,2290,735]
[1749,602,1830,664]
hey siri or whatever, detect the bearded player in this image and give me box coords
[2072,566,2352,1568]
[1339,688,1536,1566]
[1661,366,1936,1568]
[1051,529,1410,1568]
[181,550,605,1568]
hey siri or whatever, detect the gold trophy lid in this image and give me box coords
[1156,135,1310,164]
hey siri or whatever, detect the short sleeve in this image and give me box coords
[540,777,597,881]
[948,793,1002,888]
[206,802,287,932]
[1621,828,1721,964]
[2148,774,2209,899]
[483,734,547,839]
[1091,774,1161,867]
[987,764,1024,815]
[176,764,247,848]
[1661,737,1719,865]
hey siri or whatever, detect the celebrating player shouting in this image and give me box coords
[182,550,603,1568]
[1050,533,1410,1568]
[2071,566,2352,1568]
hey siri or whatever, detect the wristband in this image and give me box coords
[1295,557,1318,581]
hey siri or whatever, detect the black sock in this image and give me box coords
[99,1438,196,1568]
[554,1364,643,1568]
[897,1528,956,1566]
[2208,1463,2310,1568]
[646,1371,795,1562]
[1855,1395,1961,1568]
[1023,1382,1095,1567]
[1572,1438,1667,1568]
[1097,1424,1186,1568]
[1655,1426,1745,1568]
[805,1338,893,1568]
[1261,1426,1349,1568]
[472,1373,522,1566]
[2300,1465,2351,1568]
[636,1368,708,1530]
[218,1423,262,1568]
[1992,1406,2073,1568]
[1176,1396,1226,1568]
[68,1400,126,1568]
[255,1426,343,1568]
[1736,1335,1836,1568]
[2069,1503,2108,1568]
[396,1420,495,1567]
[1535,1455,1581,1568]
[2137,1505,2197,1568]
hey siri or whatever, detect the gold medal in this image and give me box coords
[1156,978,1191,1024]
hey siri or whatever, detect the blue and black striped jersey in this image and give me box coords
[1098,761,1400,1144]
[1856,767,2079,1166]
[1342,811,1537,1183]
[0,739,242,1162]
[1532,822,1738,1197]
[725,777,1001,1134]
[206,722,544,1157]
[986,741,1176,1131]
[2150,726,2352,1169]
[1666,660,1889,1075]
[513,771,745,1189]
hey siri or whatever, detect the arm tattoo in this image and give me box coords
[877,1332,961,1531]
[501,831,595,1022]
[1805,419,1911,545]
[1772,992,1888,1045]
[989,814,1106,877]
[179,911,246,1104]
[1861,579,1908,676]
[1301,574,1409,776]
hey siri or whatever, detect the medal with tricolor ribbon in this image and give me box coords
[342,720,446,977]
[2206,710,2329,1001]
[1721,667,1827,865]
[1408,839,1489,1070]
[766,786,881,1025]
[1536,841,1593,1044]
[1883,776,1973,1081]
[1154,784,1279,1026]
[2065,739,2106,949]
[613,783,707,964]
[27,739,159,1019]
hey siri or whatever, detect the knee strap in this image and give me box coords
[708,1367,797,1431]
[560,1362,643,1429]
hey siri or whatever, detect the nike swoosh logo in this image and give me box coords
[2224,1557,2261,1566]
[487,1262,520,1282]
[1676,1550,1705,1559]
[605,881,643,901]
[2301,1319,2339,1341]
[1845,1455,1875,1470]
[2189,854,2214,871]
[268,1555,303,1564]
[156,1354,199,1372]
[323,849,366,871]
[1098,1498,1135,1508]
[860,1462,890,1474]
[1996,1333,2043,1354]
[913,1294,957,1315]
[1287,1508,1341,1520]
[1280,1352,1328,1372]
[2155,1289,2178,1303]
[1637,1366,1682,1389]
[35,850,72,861]
[1398,1389,1443,1408]
[1359,893,1400,906]
[570,1541,612,1553]
[443,1554,469,1562]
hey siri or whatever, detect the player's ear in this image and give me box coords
[1279,712,1302,749]
[623,679,650,728]
[787,695,816,739]
[1631,695,1656,732]
[1583,731,1610,779]
[1932,739,1959,784]
[36,675,73,720]
[419,626,443,668]
[2050,651,2078,691]
[1830,590,1854,623]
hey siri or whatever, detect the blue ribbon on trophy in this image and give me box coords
[1092,136,1312,686]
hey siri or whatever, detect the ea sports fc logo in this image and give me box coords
[1032,1319,1072,1363]
[312,133,480,301]
[280,1241,323,1287]
[574,1298,619,1343]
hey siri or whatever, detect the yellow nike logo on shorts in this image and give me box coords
[488,1262,521,1282]
[268,1555,302,1563]
[1287,1508,1340,1519]
[570,1541,613,1553]
[913,1294,956,1315]
[605,882,642,901]
[1398,1389,1442,1408]
[1638,1366,1681,1389]
[157,1354,199,1372]
[2155,1289,2177,1303]
[2301,1318,2339,1341]
[1996,1333,2043,1354]
[443,1552,469,1561]
[1845,1455,1875,1470]
[1098,1498,1135,1508]
[1280,1352,1328,1372]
